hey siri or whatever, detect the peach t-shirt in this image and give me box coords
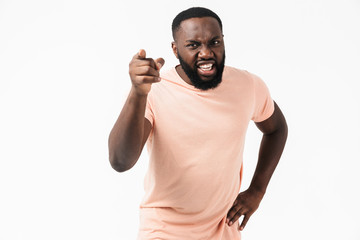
[139,66,274,240]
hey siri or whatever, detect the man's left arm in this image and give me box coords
[226,101,288,231]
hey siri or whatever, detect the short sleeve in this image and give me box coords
[250,73,275,122]
[145,94,154,126]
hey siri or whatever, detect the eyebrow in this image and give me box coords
[185,36,222,43]
[185,40,200,44]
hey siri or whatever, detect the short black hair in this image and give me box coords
[172,7,223,40]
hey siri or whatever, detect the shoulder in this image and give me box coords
[223,65,246,75]
[222,65,258,87]
[223,66,252,79]
[224,66,268,86]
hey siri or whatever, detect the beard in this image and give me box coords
[178,52,225,91]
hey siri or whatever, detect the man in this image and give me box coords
[108,7,287,240]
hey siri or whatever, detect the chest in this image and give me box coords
[151,87,254,145]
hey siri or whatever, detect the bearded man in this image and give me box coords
[108,7,288,240]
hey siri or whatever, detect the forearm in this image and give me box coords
[249,119,288,194]
[227,104,287,230]
[108,87,148,172]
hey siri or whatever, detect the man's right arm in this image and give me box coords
[108,49,164,172]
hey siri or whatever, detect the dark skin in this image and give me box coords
[171,17,225,84]
[108,49,161,172]
[108,17,287,231]
[226,101,287,230]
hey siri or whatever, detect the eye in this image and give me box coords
[186,42,200,49]
[211,40,220,46]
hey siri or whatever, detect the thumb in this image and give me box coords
[137,49,146,59]
[154,58,165,70]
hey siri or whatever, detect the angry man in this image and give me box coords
[108,7,288,240]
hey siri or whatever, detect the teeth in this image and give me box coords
[199,64,213,71]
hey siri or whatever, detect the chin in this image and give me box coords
[178,53,226,91]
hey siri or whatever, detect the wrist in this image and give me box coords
[247,184,266,197]
[130,86,149,98]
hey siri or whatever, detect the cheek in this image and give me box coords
[186,51,198,62]
[180,50,197,63]
[214,47,224,56]
[215,49,225,62]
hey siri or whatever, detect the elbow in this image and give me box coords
[275,120,288,145]
[281,118,288,140]
[109,154,134,173]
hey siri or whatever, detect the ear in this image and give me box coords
[171,41,179,59]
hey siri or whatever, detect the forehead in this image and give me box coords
[176,17,222,40]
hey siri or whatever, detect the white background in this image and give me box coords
[1,0,359,239]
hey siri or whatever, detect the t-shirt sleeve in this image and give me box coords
[145,93,154,126]
[250,73,275,122]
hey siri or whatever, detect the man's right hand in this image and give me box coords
[129,49,165,96]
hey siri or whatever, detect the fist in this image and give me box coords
[129,49,165,96]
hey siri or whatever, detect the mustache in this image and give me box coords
[196,58,216,61]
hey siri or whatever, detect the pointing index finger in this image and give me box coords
[154,58,165,70]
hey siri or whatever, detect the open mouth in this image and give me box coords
[199,63,213,71]
[197,62,216,78]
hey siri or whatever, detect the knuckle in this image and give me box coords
[229,212,237,221]
[138,76,147,83]
[142,59,151,66]
[228,208,236,215]
[132,75,142,82]
[144,66,152,74]
[233,205,241,212]
[129,59,137,68]
[234,212,242,219]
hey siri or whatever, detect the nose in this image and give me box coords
[198,45,214,59]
